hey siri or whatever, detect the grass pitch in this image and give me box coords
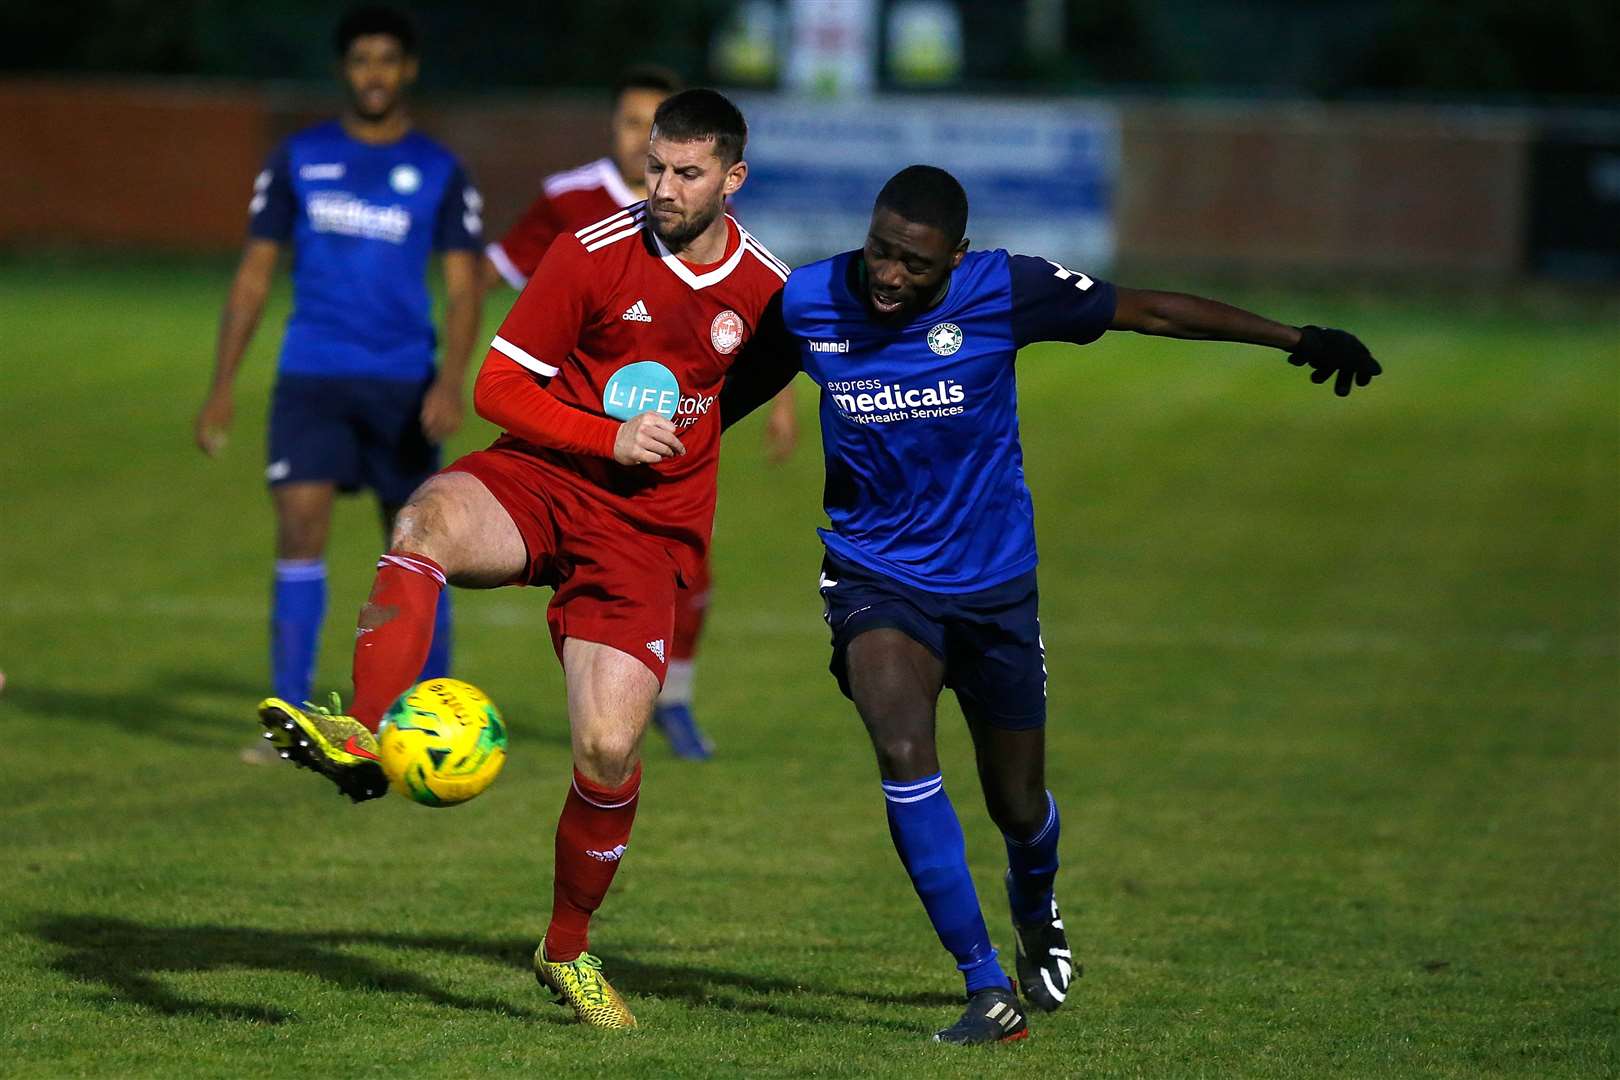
[0,256,1615,1078]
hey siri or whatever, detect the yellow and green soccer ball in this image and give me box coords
[378,678,507,806]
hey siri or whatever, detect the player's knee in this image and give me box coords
[389,486,457,559]
[985,788,1047,838]
[275,522,325,561]
[871,732,938,780]
[575,729,639,786]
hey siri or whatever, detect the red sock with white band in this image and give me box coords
[543,764,643,961]
[350,552,446,731]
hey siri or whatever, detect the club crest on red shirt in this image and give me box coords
[710,309,744,355]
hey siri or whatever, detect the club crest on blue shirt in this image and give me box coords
[389,164,422,195]
[927,322,964,356]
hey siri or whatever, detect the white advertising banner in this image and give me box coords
[732,95,1118,271]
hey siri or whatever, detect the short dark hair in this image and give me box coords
[614,65,683,103]
[651,88,747,167]
[335,5,418,57]
[874,165,969,247]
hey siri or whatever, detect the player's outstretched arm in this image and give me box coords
[1110,287,1381,397]
[472,352,683,465]
[196,238,280,455]
[420,250,484,442]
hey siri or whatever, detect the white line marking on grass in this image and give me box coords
[4,592,1614,659]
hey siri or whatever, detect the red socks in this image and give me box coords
[544,764,642,962]
[350,552,446,731]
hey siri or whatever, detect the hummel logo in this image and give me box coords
[645,639,666,662]
[621,299,652,322]
[586,844,627,862]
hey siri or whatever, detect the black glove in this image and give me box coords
[1287,326,1382,397]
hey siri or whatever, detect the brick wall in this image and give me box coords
[0,79,1538,276]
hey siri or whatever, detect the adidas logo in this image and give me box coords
[586,844,627,863]
[645,639,666,662]
[621,299,652,322]
[986,999,1021,1031]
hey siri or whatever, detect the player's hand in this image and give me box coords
[614,412,685,465]
[419,378,465,443]
[1287,326,1382,397]
[195,388,234,456]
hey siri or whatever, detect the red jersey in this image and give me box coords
[482,202,789,579]
[485,157,638,289]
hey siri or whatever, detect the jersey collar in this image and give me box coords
[652,216,746,291]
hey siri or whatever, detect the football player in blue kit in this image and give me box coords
[194,5,484,760]
[720,165,1381,1044]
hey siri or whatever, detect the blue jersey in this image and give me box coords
[783,249,1117,593]
[249,121,482,381]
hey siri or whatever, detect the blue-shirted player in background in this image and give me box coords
[194,5,484,763]
[721,165,1381,1044]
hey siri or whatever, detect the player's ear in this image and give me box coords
[723,159,748,198]
[402,55,420,86]
[950,237,968,270]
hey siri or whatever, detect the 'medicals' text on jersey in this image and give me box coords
[785,249,1117,592]
[250,121,483,380]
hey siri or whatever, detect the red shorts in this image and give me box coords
[445,446,681,684]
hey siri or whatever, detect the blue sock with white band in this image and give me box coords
[271,558,326,702]
[883,772,1007,995]
[418,590,453,681]
[1003,790,1061,924]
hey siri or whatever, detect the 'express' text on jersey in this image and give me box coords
[784,249,1117,592]
[250,121,483,380]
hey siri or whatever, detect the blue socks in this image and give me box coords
[1004,790,1061,925]
[419,590,453,681]
[883,773,1008,995]
[271,559,326,702]
[272,558,453,704]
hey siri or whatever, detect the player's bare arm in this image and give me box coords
[1111,286,1382,397]
[196,237,280,455]
[478,253,508,294]
[420,249,483,442]
[763,386,798,463]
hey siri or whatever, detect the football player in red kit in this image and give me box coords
[255,89,788,1029]
[482,66,680,293]
[485,66,793,759]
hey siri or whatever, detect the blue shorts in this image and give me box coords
[819,550,1047,730]
[266,374,439,505]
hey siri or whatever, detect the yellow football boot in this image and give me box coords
[257,694,389,803]
[533,945,637,1028]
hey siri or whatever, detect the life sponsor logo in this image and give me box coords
[826,376,967,424]
[602,361,716,431]
[306,191,412,244]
